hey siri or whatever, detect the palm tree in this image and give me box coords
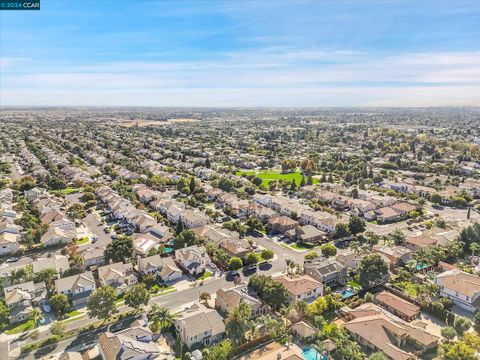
[148,304,176,334]
[349,241,360,255]
[37,267,58,289]
[225,301,250,344]
[31,307,43,327]
[10,267,28,285]
[199,292,211,307]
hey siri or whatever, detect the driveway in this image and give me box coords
[82,212,113,249]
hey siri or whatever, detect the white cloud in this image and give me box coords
[1,49,479,106]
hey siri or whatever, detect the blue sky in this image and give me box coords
[1,0,479,107]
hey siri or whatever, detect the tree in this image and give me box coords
[174,229,197,249]
[334,223,351,239]
[248,274,289,311]
[67,203,87,220]
[148,304,176,333]
[244,252,259,266]
[87,286,117,322]
[199,292,211,306]
[104,236,133,262]
[474,311,480,333]
[124,283,150,311]
[453,317,471,336]
[440,340,476,360]
[203,339,233,360]
[304,251,317,261]
[358,254,389,288]
[390,229,406,245]
[228,257,243,270]
[260,249,274,262]
[50,321,66,336]
[467,206,471,220]
[0,300,9,325]
[349,216,366,235]
[320,243,337,258]
[441,326,457,341]
[36,267,58,288]
[225,302,250,344]
[369,353,387,360]
[49,294,70,318]
[31,307,43,327]
[189,177,196,194]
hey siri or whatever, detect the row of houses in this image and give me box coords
[95,186,157,232]
[0,189,21,255]
[25,187,78,247]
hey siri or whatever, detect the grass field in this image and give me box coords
[51,187,83,195]
[236,170,317,187]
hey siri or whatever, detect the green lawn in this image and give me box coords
[4,319,36,334]
[236,170,318,187]
[51,187,83,195]
[67,309,81,317]
[75,237,90,245]
[195,271,212,280]
[281,242,317,251]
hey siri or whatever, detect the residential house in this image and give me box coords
[215,284,269,318]
[343,302,439,360]
[175,302,225,349]
[32,254,70,277]
[273,274,323,303]
[136,255,182,283]
[55,271,96,306]
[374,245,412,269]
[40,227,75,247]
[81,247,106,268]
[175,245,211,276]
[435,269,480,312]
[304,258,347,286]
[267,216,299,234]
[237,342,304,360]
[285,225,326,244]
[0,232,19,255]
[180,210,210,229]
[98,262,138,295]
[336,250,366,271]
[99,324,174,360]
[4,281,47,324]
[375,291,420,322]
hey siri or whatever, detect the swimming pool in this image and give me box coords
[302,347,325,360]
[341,289,356,298]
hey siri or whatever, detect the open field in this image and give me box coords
[236,170,318,186]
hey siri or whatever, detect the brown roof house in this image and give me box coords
[274,274,323,303]
[375,291,420,322]
[343,303,439,360]
[435,269,480,313]
[174,302,225,349]
[285,225,327,244]
[267,216,299,235]
[215,284,269,319]
[237,341,304,360]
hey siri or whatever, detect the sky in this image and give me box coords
[1,0,480,107]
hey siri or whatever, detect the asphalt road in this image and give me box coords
[5,154,22,182]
